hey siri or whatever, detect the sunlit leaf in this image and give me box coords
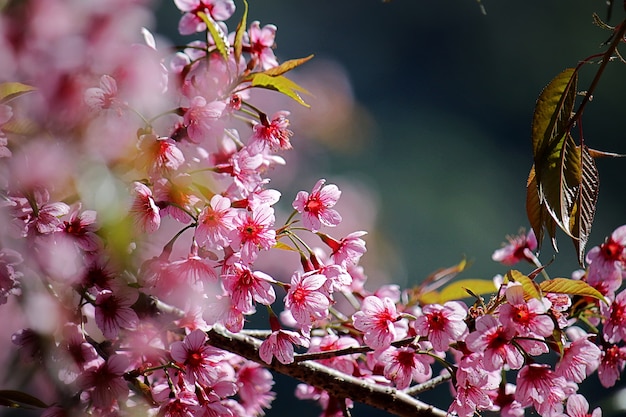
[273,241,296,251]
[531,68,577,165]
[539,277,605,301]
[244,73,311,107]
[1,117,38,135]
[526,165,558,252]
[505,270,541,300]
[570,145,599,265]
[233,0,248,64]
[438,279,496,303]
[198,11,229,62]
[0,390,48,409]
[263,55,315,77]
[587,148,626,158]
[0,82,36,103]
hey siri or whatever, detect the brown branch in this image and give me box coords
[206,325,448,417]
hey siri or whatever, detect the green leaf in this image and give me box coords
[1,117,38,135]
[539,277,605,301]
[273,241,296,251]
[505,270,541,300]
[570,145,599,265]
[0,390,48,409]
[198,11,229,62]
[526,165,558,252]
[438,279,497,303]
[263,55,315,77]
[531,68,578,166]
[0,82,36,104]
[245,73,311,107]
[233,0,248,64]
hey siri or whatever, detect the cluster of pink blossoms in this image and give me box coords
[1,1,626,417]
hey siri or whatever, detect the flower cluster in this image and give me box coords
[0,1,625,417]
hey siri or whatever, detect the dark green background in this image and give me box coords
[153,1,626,415]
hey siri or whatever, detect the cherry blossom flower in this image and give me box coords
[248,21,279,70]
[465,314,524,371]
[230,204,276,264]
[84,74,121,112]
[136,133,185,178]
[184,96,226,144]
[162,243,219,296]
[499,284,554,337]
[586,225,626,296]
[57,323,101,384]
[174,0,236,35]
[195,194,237,249]
[129,181,160,233]
[352,295,401,350]
[555,393,602,417]
[0,248,23,305]
[318,231,368,267]
[248,111,293,153]
[78,354,130,410]
[515,363,567,416]
[170,329,225,387]
[307,334,360,375]
[94,285,139,339]
[450,353,499,417]
[60,206,102,252]
[236,362,276,416]
[228,147,264,194]
[555,335,601,383]
[602,288,626,344]
[222,262,276,314]
[598,344,626,388]
[284,271,330,332]
[492,228,538,265]
[412,301,467,352]
[293,179,342,232]
[259,329,310,365]
[379,346,432,389]
[153,175,200,224]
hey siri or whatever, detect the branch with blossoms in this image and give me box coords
[1,1,626,417]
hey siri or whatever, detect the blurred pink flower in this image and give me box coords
[195,194,237,249]
[78,354,130,409]
[94,285,139,339]
[129,181,160,233]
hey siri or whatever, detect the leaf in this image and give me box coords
[0,390,48,409]
[273,241,296,251]
[437,279,497,303]
[539,277,605,301]
[197,11,229,62]
[570,145,599,265]
[0,82,36,104]
[263,55,315,77]
[505,270,541,300]
[233,0,248,64]
[526,165,558,252]
[1,117,38,135]
[244,73,311,107]
[531,68,578,166]
[587,148,626,158]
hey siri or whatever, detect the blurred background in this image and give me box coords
[149,0,626,415]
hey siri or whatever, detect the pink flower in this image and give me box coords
[465,314,524,371]
[222,262,276,314]
[598,344,626,388]
[412,301,467,352]
[248,21,279,70]
[499,284,554,337]
[318,231,368,267]
[170,329,224,387]
[230,204,276,264]
[61,206,102,252]
[379,346,432,389]
[136,133,185,178]
[84,74,120,112]
[174,0,236,35]
[129,181,160,233]
[307,334,360,375]
[94,285,139,339]
[284,271,330,331]
[352,296,401,350]
[292,179,342,232]
[515,363,567,416]
[450,354,499,417]
[78,355,130,409]
[184,96,226,144]
[153,175,200,224]
[195,194,236,249]
[604,288,626,343]
[163,243,219,294]
[492,229,538,265]
[555,335,601,383]
[0,248,23,305]
[558,394,602,417]
[236,362,276,415]
[57,323,101,384]
[259,329,309,365]
[249,111,293,153]
[586,225,626,296]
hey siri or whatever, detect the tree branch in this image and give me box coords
[206,325,448,417]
